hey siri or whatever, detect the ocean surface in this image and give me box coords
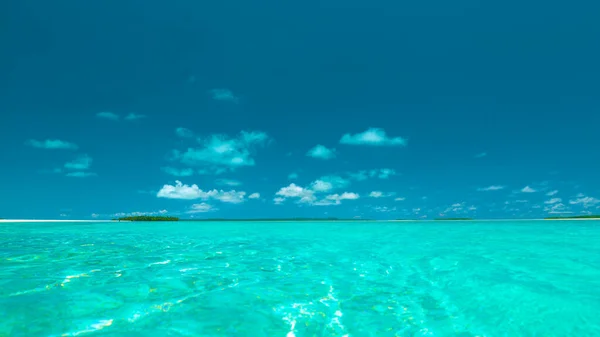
[1,220,599,337]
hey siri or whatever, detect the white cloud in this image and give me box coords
[212,190,246,204]
[275,183,316,204]
[374,206,397,213]
[26,139,78,150]
[374,168,396,179]
[340,128,406,146]
[172,131,269,172]
[477,185,505,191]
[310,180,334,192]
[328,192,359,201]
[175,127,194,138]
[474,152,487,158]
[208,89,239,102]
[125,113,146,121]
[215,179,242,187]
[162,167,194,177]
[444,202,467,213]
[114,209,172,217]
[548,211,573,214]
[544,202,570,213]
[569,196,600,208]
[96,112,120,121]
[369,191,384,198]
[91,213,99,218]
[545,198,562,204]
[348,171,369,181]
[66,172,97,178]
[349,168,398,181]
[188,203,216,213]
[306,145,336,160]
[249,193,260,199]
[515,200,529,203]
[521,186,537,193]
[394,197,406,201]
[310,175,350,192]
[157,181,204,200]
[546,190,558,196]
[314,192,360,206]
[288,172,299,180]
[369,191,395,198]
[156,180,246,203]
[275,182,358,206]
[65,154,92,170]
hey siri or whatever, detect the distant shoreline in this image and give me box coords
[1,218,599,223]
[0,220,112,223]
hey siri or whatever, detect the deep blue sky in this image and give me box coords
[1,0,599,219]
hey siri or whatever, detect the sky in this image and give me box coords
[1,0,599,220]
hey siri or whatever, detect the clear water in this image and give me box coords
[1,220,599,336]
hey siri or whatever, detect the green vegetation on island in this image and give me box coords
[116,216,179,221]
[544,215,600,220]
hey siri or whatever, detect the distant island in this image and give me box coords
[544,215,600,220]
[116,216,179,221]
[435,218,474,221]
[113,217,375,222]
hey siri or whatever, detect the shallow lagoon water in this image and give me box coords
[1,220,599,336]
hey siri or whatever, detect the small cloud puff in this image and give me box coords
[215,179,243,187]
[347,168,397,181]
[569,195,600,208]
[64,154,93,170]
[306,145,337,160]
[162,167,194,177]
[248,193,260,199]
[156,180,247,203]
[208,89,239,103]
[340,128,406,147]
[274,182,358,206]
[66,172,97,178]
[521,186,537,193]
[373,206,397,213]
[545,198,562,204]
[172,131,270,172]
[546,190,558,196]
[26,139,78,150]
[474,152,487,158]
[188,203,216,213]
[369,191,395,198]
[310,175,350,192]
[311,180,334,192]
[477,185,505,191]
[288,172,299,180]
[96,112,120,121]
[175,127,194,138]
[394,197,406,201]
[125,113,146,121]
[314,192,360,206]
[275,183,315,204]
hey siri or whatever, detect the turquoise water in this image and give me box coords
[1,221,599,336]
